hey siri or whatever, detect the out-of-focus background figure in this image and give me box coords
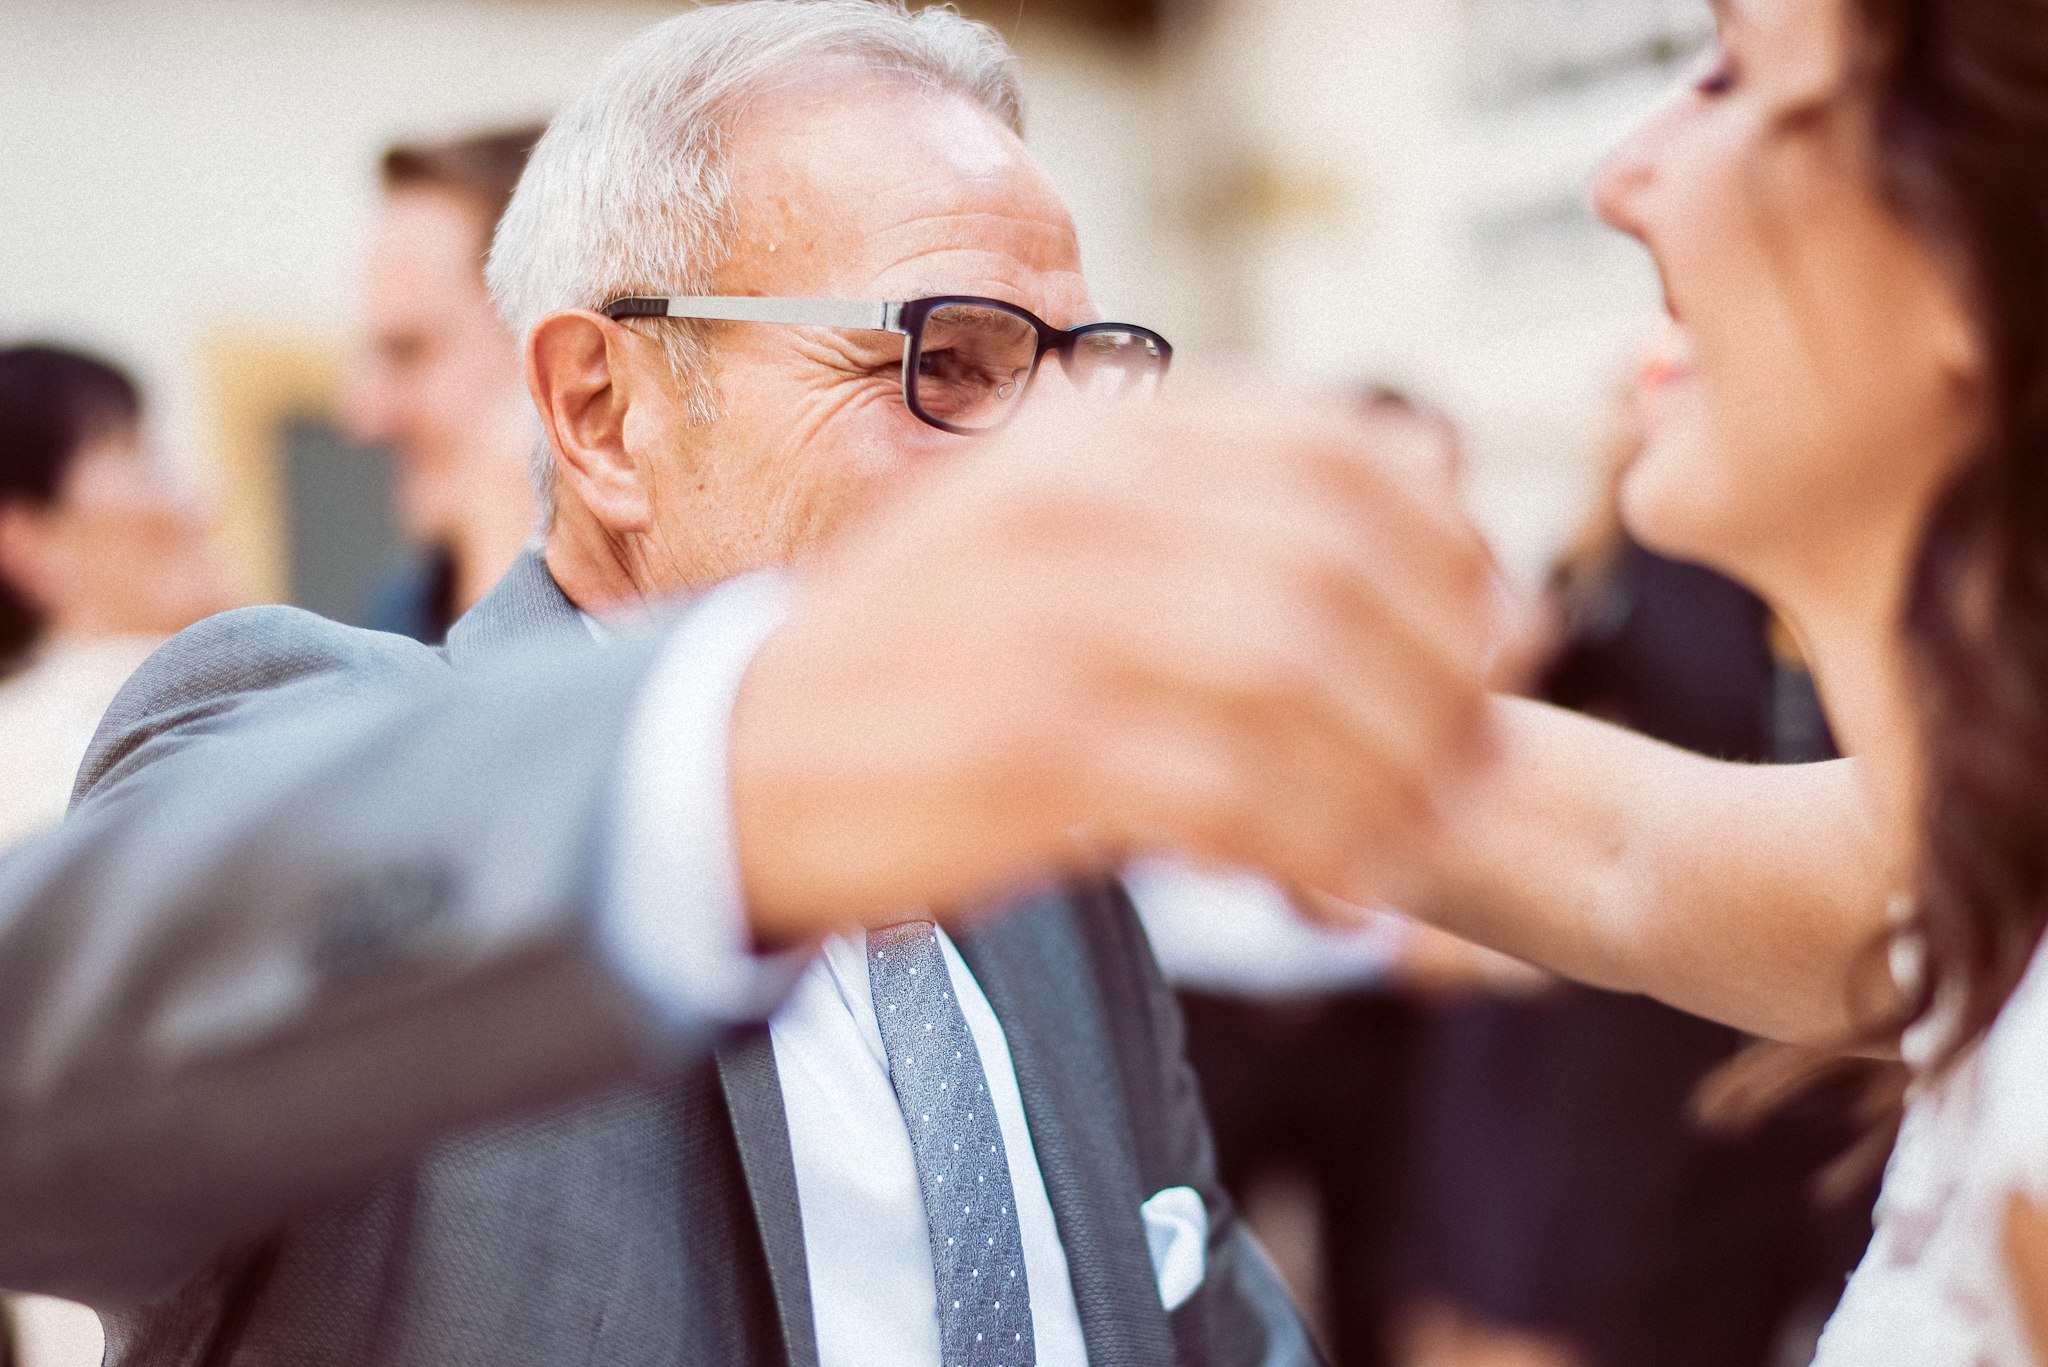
[341,126,544,643]
[0,346,235,847]
[1135,372,1880,1367]
[0,345,234,1367]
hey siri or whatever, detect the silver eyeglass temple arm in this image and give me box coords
[609,296,905,333]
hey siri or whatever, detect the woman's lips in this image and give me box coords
[1642,355,1693,391]
[1640,323,1697,393]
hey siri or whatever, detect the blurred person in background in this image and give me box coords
[0,344,234,1367]
[342,125,544,643]
[1389,374,1872,1367]
[0,6,1498,1364]
[0,344,233,846]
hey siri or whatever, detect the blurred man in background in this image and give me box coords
[343,125,544,643]
[1134,387,1546,1367]
[0,343,236,1367]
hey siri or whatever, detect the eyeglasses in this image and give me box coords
[601,294,1173,435]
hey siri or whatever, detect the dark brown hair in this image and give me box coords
[1696,2,2048,1169]
[1851,0,2048,1074]
[380,124,547,259]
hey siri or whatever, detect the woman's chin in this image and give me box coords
[1617,436,1751,578]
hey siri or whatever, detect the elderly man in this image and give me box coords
[0,5,1494,1367]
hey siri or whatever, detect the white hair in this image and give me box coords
[487,0,1025,518]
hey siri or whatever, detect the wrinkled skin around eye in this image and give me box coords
[539,72,1095,598]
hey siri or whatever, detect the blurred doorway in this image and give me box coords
[211,336,402,624]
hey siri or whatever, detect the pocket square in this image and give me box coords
[1140,1185,1209,1311]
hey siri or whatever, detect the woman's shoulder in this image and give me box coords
[1972,929,2048,1177]
[1987,930,2048,1055]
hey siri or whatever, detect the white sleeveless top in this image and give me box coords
[1812,933,2048,1365]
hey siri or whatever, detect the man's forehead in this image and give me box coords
[374,188,490,260]
[720,71,1084,303]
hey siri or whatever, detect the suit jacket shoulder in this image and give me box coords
[0,591,710,1310]
[75,605,447,806]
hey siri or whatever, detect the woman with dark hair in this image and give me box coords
[0,345,233,842]
[1391,0,2048,1360]
[0,345,230,1366]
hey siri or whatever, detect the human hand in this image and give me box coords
[729,382,1499,942]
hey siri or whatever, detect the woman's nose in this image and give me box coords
[1592,101,1672,241]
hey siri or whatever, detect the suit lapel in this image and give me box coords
[957,893,1178,1367]
[715,1031,820,1367]
[448,551,820,1363]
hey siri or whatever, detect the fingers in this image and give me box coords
[732,373,1505,930]
[1080,691,1448,896]
[1009,398,1497,895]
[1106,389,1498,671]
[1081,618,1488,895]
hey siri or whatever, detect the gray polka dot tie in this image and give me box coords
[868,921,1037,1367]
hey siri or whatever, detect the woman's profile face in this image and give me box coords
[1593,0,1984,615]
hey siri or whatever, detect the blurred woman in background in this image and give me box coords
[0,344,233,1367]
[1394,378,1871,1367]
[0,344,236,848]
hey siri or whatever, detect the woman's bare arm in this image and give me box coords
[2006,1194,2048,1363]
[1401,696,1898,1047]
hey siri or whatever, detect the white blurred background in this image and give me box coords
[0,0,1704,596]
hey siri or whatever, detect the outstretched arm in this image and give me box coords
[0,611,723,1307]
[0,387,1501,1308]
[1400,697,1897,1048]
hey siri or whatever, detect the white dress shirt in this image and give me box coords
[774,932,1090,1367]
[596,577,1090,1366]
[1124,858,1406,1000]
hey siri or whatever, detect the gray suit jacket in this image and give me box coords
[0,553,1318,1367]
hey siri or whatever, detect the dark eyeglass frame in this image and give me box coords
[601,294,1174,435]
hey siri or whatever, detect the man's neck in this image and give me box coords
[542,508,650,620]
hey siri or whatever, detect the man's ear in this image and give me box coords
[528,310,654,534]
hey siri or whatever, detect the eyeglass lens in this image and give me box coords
[914,303,1042,430]
[1067,328,1167,400]
[913,303,1165,431]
